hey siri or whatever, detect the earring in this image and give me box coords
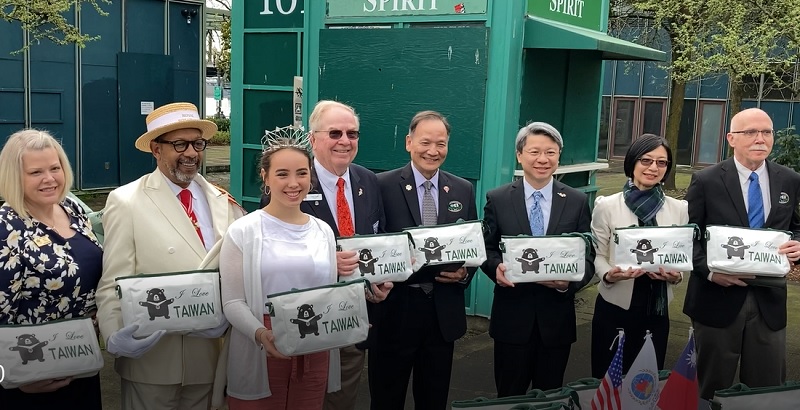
[263,185,270,196]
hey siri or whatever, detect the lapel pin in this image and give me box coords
[443,186,450,193]
[557,192,566,198]
[779,192,789,204]
[405,184,412,191]
[358,188,363,197]
[315,201,319,206]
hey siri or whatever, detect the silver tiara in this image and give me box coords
[261,125,311,153]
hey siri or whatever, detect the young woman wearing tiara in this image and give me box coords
[219,132,340,409]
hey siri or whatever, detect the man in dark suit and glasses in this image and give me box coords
[684,107,800,399]
[260,100,392,410]
[369,110,478,410]
[481,122,595,396]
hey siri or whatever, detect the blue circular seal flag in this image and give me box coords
[629,372,657,401]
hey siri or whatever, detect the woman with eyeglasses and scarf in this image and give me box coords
[589,134,688,377]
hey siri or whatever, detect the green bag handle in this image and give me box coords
[613,224,698,244]
[500,232,593,254]
[703,224,793,241]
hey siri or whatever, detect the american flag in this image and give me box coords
[592,331,625,410]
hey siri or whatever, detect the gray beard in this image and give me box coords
[170,167,196,184]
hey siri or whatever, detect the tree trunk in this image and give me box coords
[726,80,744,158]
[664,77,686,190]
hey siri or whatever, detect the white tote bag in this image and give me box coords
[613,225,696,272]
[0,318,104,389]
[404,220,487,272]
[711,382,800,410]
[336,232,414,283]
[115,269,225,337]
[705,225,791,276]
[267,279,369,356]
[500,233,590,283]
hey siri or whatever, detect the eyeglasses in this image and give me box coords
[315,130,360,140]
[731,129,774,138]
[638,158,669,168]
[157,139,208,152]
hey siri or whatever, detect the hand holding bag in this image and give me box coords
[266,279,370,356]
[115,269,225,337]
[0,318,104,389]
[404,220,487,272]
[336,232,414,284]
[613,225,696,272]
[500,233,591,283]
[705,225,791,276]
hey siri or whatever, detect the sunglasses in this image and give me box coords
[637,158,669,168]
[315,129,360,140]
[157,139,208,153]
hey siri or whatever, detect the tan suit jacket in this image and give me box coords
[96,169,244,385]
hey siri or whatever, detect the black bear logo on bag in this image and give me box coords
[357,249,379,276]
[290,304,324,338]
[630,239,659,264]
[721,236,750,260]
[515,248,545,273]
[419,237,446,263]
[139,288,175,320]
[9,334,48,365]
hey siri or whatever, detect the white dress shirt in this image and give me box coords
[162,172,214,251]
[314,158,355,227]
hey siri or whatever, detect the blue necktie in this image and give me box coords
[748,172,764,228]
[529,191,544,236]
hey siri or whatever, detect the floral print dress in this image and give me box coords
[0,198,103,325]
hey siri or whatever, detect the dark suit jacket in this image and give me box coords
[376,163,478,342]
[481,178,594,346]
[261,163,385,348]
[683,158,800,330]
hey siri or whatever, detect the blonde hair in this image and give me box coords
[0,129,74,217]
[308,100,360,132]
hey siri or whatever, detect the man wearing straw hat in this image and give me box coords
[96,102,245,409]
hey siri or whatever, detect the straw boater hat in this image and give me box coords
[135,102,218,152]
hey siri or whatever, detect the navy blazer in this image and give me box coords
[481,178,594,346]
[684,158,800,330]
[376,163,478,342]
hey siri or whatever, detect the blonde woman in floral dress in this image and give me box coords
[0,129,103,408]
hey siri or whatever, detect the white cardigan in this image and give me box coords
[591,192,689,310]
[216,210,341,401]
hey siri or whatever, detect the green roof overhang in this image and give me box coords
[524,16,667,61]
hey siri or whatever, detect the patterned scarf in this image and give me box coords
[622,179,665,226]
[622,179,668,316]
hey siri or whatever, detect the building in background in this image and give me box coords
[0,0,207,190]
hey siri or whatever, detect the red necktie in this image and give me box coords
[336,178,354,237]
[179,189,205,245]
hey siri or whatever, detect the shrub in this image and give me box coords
[210,116,230,132]
[769,127,800,173]
[210,131,230,145]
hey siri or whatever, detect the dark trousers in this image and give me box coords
[693,291,786,399]
[590,294,669,378]
[493,328,571,397]
[368,287,454,410]
[0,374,102,409]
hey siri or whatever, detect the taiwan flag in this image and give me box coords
[657,329,699,410]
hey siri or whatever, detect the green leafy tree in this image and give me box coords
[1,0,110,51]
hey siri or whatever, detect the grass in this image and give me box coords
[594,169,694,197]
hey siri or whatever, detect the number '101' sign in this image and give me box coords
[261,0,303,15]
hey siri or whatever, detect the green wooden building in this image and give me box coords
[230,0,664,316]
